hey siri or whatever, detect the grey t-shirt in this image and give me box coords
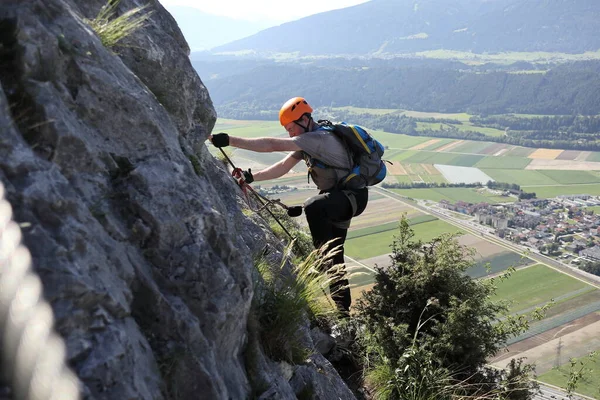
[291,129,353,191]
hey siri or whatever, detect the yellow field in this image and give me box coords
[404,164,417,176]
[528,148,564,160]
[387,162,408,175]
[409,139,441,150]
[421,164,440,175]
[436,140,464,152]
[349,197,416,230]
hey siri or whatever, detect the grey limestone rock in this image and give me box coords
[0,0,355,399]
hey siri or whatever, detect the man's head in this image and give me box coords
[279,97,313,137]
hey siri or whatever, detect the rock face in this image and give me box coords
[0,0,355,399]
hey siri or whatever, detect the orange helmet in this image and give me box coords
[279,97,313,126]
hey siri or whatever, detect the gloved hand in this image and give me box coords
[232,168,253,185]
[211,132,229,148]
[242,168,254,184]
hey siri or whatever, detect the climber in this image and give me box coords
[209,97,369,315]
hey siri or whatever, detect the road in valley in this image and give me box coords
[371,187,600,290]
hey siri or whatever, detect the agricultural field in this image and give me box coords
[413,49,600,64]
[415,121,506,137]
[538,170,600,185]
[401,111,471,121]
[482,169,559,186]
[523,184,600,198]
[345,217,462,260]
[587,152,600,162]
[396,150,485,167]
[474,156,532,169]
[345,196,418,231]
[538,351,600,398]
[466,251,531,278]
[451,141,496,154]
[370,129,431,149]
[390,187,513,204]
[491,264,600,392]
[505,146,535,157]
[528,148,564,160]
[491,264,592,313]
[211,119,600,206]
[213,118,284,138]
[390,163,448,184]
[526,159,600,170]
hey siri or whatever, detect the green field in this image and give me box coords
[234,149,291,166]
[395,167,448,184]
[415,49,600,64]
[505,146,535,157]
[347,214,438,240]
[415,122,505,137]
[539,170,600,185]
[467,252,532,278]
[492,264,590,313]
[405,151,453,164]
[586,152,600,162]
[401,111,471,122]
[474,156,532,169]
[482,169,559,186]
[524,184,600,198]
[452,141,494,154]
[214,119,284,138]
[539,353,600,398]
[345,219,463,259]
[370,130,431,149]
[451,123,506,137]
[391,187,513,204]
[397,150,484,167]
[335,106,401,115]
[422,139,454,151]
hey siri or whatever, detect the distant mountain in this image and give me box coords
[212,0,600,55]
[162,5,278,51]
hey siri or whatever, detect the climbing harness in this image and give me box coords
[217,148,303,241]
[0,182,80,400]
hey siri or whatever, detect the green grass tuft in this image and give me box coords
[86,0,152,49]
[252,241,344,363]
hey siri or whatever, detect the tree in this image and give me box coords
[355,217,537,399]
[581,261,600,276]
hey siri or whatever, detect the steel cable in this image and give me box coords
[0,182,80,400]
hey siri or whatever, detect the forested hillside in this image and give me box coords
[212,0,600,55]
[199,60,600,117]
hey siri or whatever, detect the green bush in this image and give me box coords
[355,216,539,399]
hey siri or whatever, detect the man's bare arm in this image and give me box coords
[229,136,301,152]
[253,152,302,181]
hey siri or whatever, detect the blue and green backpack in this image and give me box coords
[317,120,388,190]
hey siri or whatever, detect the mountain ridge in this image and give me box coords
[211,0,600,56]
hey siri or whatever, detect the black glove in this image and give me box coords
[243,168,254,184]
[211,132,229,147]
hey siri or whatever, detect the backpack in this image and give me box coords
[317,120,388,190]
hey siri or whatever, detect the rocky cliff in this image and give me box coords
[0,0,354,398]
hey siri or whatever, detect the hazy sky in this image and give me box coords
[158,0,370,22]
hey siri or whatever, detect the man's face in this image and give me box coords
[284,116,307,137]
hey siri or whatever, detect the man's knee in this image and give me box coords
[303,196,323,221]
